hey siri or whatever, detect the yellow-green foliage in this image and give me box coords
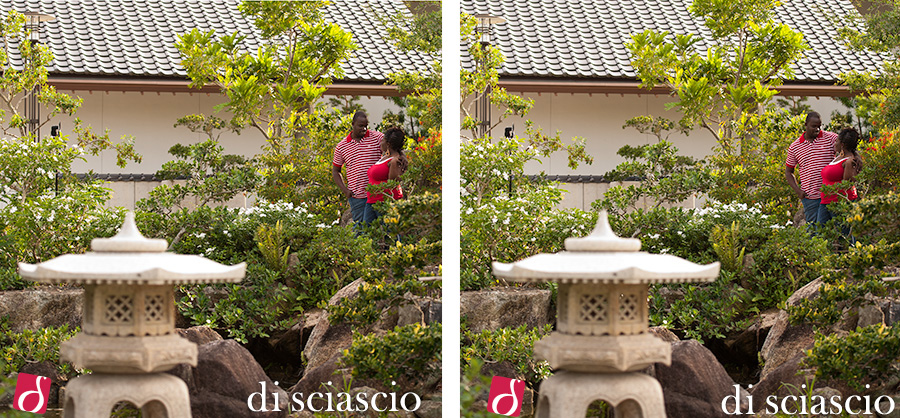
[343,323,441,392]
[711,221,746,273]
[256,220,289,273]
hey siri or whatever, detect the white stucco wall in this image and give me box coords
[475,92,849,210]
[52,90,399,175]
[37,89,400,208]
[491,92,851,176]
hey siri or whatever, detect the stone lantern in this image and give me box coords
[492,211,719,418]
[19,212,245,418]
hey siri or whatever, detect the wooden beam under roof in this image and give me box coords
[497,79,856,97]
[47,77,405,97]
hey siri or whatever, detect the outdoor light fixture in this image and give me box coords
[23,12,55,44]
[472,13,506,140]
[473,13,506,46]
[22,12,55,139]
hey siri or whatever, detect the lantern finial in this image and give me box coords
[564,210,641,252]
[91,211,168,253]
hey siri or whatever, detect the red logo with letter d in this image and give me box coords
[13,373,50,414]
[487,376,525,416]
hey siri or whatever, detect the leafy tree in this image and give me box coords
[0,10,140,161]
[460,14,532,141]
[832,0,900,132]
[138,115,258,215]
[593,116,712,216]
[627,0,807,153]
[175,1,356,212]
[377,1,442,136]
[626,0,808,220]
[0,10,140,291]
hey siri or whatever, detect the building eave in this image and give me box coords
[498,78,856,97]
[46,76,404,97]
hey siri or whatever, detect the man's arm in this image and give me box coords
[332,165,352,198]
[785,165,807,199]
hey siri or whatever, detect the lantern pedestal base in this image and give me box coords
[61,333,197,373]
[535,371,665,418]
[535,332,670,372]
[63,373,191,418]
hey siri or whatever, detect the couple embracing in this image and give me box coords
[331,111,408,226]
[785,111,862,231]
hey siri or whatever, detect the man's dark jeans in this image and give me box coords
[349,197,367,233]
[801,197,821,230]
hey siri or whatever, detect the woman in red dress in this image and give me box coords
[363,127,408,224]
[818,127,862,230]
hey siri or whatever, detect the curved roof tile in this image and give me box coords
[2,0,435,82]
[461,0,888,83]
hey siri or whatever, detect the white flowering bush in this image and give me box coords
[0,136,125,289]
[611,201,829,342]
[461,136,596,290]
[139,200,371,343]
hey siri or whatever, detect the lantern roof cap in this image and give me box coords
[492,211,719,284]
[18,212,245,285]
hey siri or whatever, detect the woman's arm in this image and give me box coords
[842,158,857,181]
[388,157,403,180]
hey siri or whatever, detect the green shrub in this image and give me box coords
[805,324,900,392]
[593,137,712,216]
[460,358,496,418]
[177,259,294,344]
[748,225,830,306]
[256,220,290,273]
[0,317,79,378]
[402,132,442,196]
[367,192,441,246]
[461,323,552,388]
[163,201,372,342]
[343,323,441,392]
[327,239,441,328]
[136,132,258,215]
[618,202,826,342]
[787,240,900,327]
[651,270,756,342]
[711,221,745,274]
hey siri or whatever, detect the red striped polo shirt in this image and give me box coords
[785,130,838,199]
[332,130,383,199]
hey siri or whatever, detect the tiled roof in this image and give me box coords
[1,0,434,82]
[460,0,887,83]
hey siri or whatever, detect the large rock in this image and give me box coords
[759,311,816,380]
[749,353,814,400]
[303,280,365,372]
[750,352,860,409]
[724,309,780,358]
[177,326,223,346]
[0,288,82,332]
[181,339,289,417]
[460,288,553,332]
[758,280,823,381]
[785,277,823,307]
[656,340,747,418]
[288,351,349,409]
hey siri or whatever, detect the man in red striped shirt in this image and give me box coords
[332,111,384,226]
[785,112,839,226]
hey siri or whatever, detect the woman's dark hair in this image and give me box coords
[839,127,863,173]
[839,127,860,154]
[384,127,405,154]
